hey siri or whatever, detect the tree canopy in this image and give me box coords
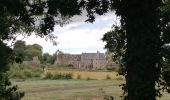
[13,40,26,63]
[25,44,42,61]
[13,41,43,62]
[102,0,170,99]
[42,53,55,65]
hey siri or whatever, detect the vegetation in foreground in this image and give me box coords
[13,79,170,100]
[8,63,122,81]
[13,79,124,100]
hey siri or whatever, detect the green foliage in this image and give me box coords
[52,73,60,80]
[44,73,73,80]
[44,72,53,79]
[102,0,170,99]
[86,77,91,80]
[13,40,56,65]
[115,77,123,81]
[54,73,72,80]
[0,42,23,100]
[62,73,72,79]
[67,64,74,68]
[106,75,111,80]
[102,25,126,75]
[25,44,42,61]
[40,64,46,71]
[8,63,43,79]
[13,41,43,62]
[0,73,24,100]
[42,53,55,65]
[14,40,26,63]
[0,41,14,72]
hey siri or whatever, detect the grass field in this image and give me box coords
[10,68,170,100]
[13,79,170,100]
[14,80,124,100]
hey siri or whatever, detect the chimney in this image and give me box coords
[96,51,100,59]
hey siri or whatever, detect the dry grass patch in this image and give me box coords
[50,70,122,80]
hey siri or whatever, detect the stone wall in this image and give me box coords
[23,56,40,67]
[54,51,117,70]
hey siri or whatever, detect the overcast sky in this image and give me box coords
[15,12,119,55]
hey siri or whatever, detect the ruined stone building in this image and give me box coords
[54,50,116,70]
[23,56,40,67]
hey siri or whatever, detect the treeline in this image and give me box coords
[13,40,56,65]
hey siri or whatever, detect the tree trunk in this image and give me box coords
[124,0,162,100]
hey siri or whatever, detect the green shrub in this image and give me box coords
[52,73,60,79]
[0,73,25,100]
[115,77,123,80]
[13,72,26,79]
[40,64,46,71]
[67,64,74,67]
[86,77,91,80]
[8,63,43,79]
[32,68,43,77]
[44,72,53,79]
[59,73,72,79]
[23,70,32,78]
[51,73,72,80]
[106,75,111,80]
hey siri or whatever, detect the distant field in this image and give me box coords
[51,70,122,80]
[13,79,170,100]
[48,68,122,80]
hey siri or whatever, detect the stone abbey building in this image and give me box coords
[54,50,116,70]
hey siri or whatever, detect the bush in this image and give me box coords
[13,72,26,79]
[58,73,72,80]
[77,74,81,79]
[44,73,73,80]
[52,73,60,79]
[0,73,25,100]
[8,63,43,79]
[106,75,111,80]
[115,77,123,80]
[23,70,32,78]
[86,77,91,80]
[67,64,74,68]
[44,72,53,79]
[32,68,43,77]
[40,64,46,71]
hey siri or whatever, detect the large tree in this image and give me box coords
[13,40,26,63]
[103,0,170,99]
[42,53,55,65]
[112,1,162,99]
[25,44,42,61]
[0,0,169,100]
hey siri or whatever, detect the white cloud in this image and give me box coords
[57,28,108,48]
[13,12,118,55]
